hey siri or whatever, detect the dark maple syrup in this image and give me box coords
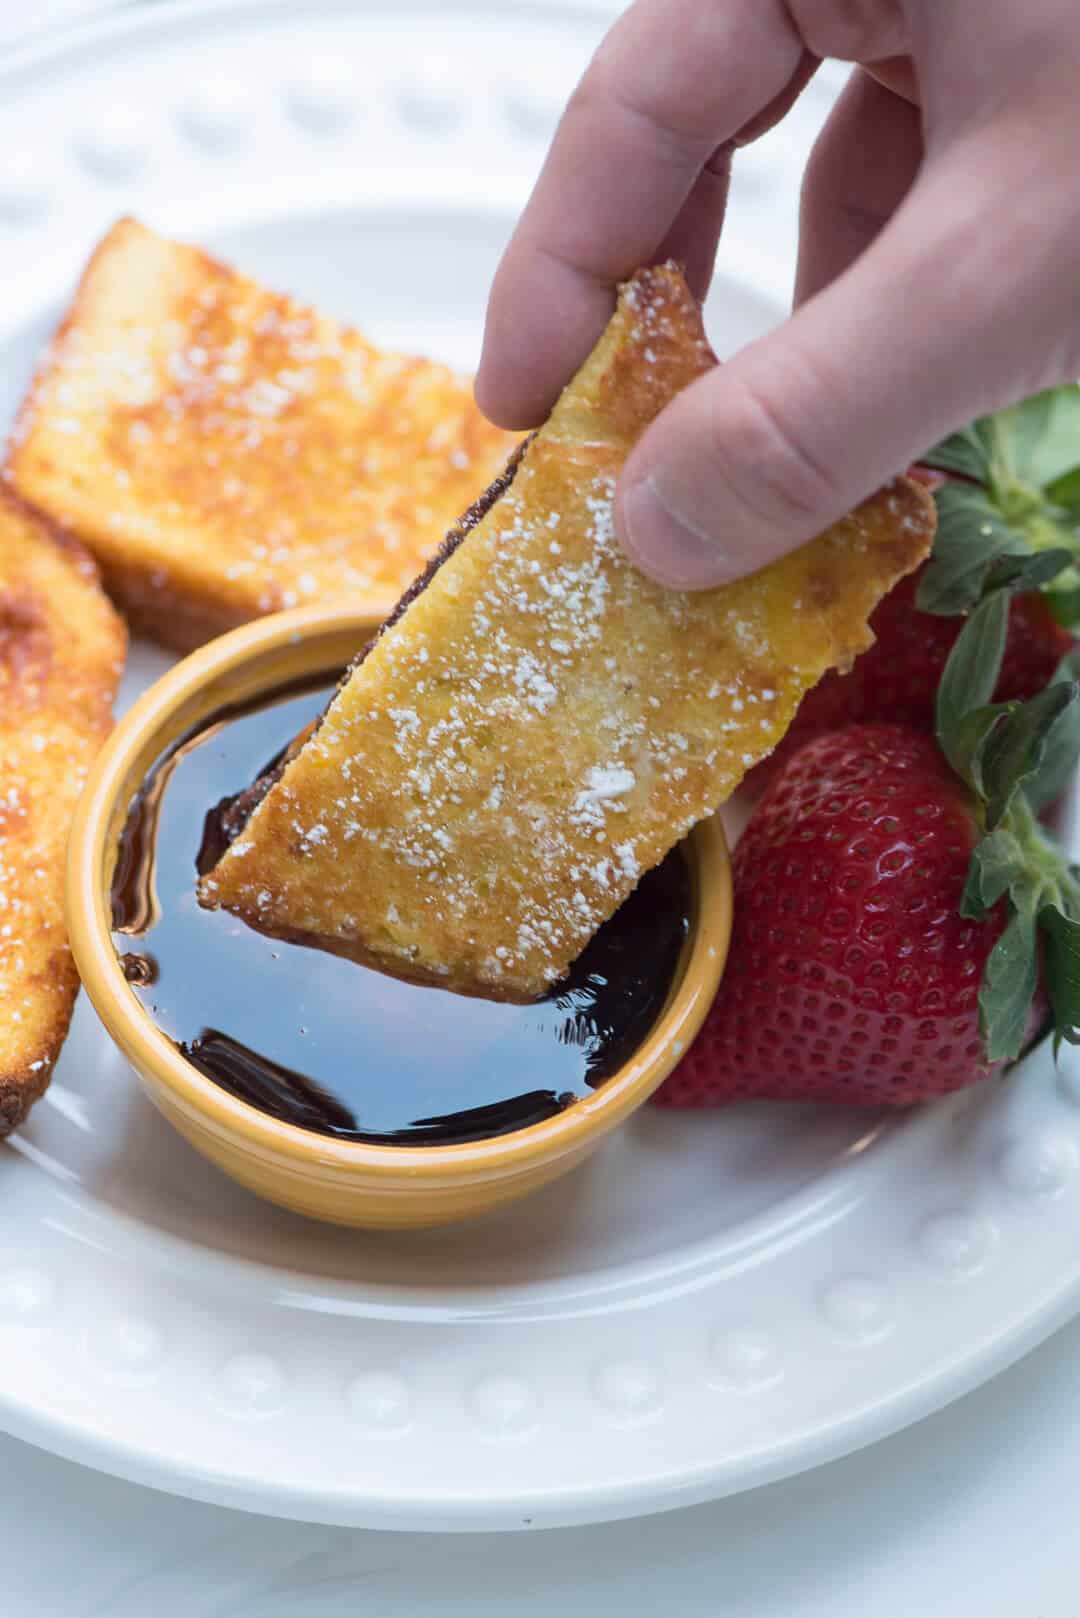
[111,677,692,1146]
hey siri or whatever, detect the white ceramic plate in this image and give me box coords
[1,0,1080,1533]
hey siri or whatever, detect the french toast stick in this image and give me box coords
[5,218,517,651]
[0,497,125,1130]
[200,265,935,1001]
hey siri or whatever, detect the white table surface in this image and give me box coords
[0,0,111,37]
[4,1,1079,1610]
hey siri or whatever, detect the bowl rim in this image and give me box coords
[67,602,733,1180]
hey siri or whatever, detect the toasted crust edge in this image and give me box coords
[0,959,80,1136]
[5,217,517,652]
[199,264,936,1001]
[0,496,126,1130]
[200,468,936,1004]
[4,223,266,650]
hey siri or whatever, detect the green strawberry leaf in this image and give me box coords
[1047,584,1080,630]
[922,388,1080,490]
[935,591,1009,772]
[976,681,1079,828]
[979,888,1040,1063]
[960,827,1028,920]
[1039,903,1080,1054]
[1044,464,1080,522]
[924,386,1080,1073]
[993,390,1062,484]
[919,390,1080,618]
[1026,656,1080,811]
[986,547,1076,595]
[947,704,1011,797]
[1021,385,1080,488]
[921,424,994,484]
[917,483,1030,616]
[1051,648,1080,684]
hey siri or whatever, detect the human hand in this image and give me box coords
[476,0,1080,588]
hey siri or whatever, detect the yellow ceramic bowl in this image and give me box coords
[67,604,733,1228]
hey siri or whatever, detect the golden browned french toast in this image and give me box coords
[5,218,517,650]
[200,264,935,1001]
[0,498,125,1131]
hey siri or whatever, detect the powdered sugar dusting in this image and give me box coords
[210,268,934,998]
[5,220,514,622]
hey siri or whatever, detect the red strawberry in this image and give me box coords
[659,386,1080,1107]
[658,585,1080,1108]
[757,564,1074,783]
[657,724,1008,1107]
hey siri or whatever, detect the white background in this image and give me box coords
[3,1,1079,1611]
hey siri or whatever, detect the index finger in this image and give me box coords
[475,0,804,428]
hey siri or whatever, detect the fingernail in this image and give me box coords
[618,475,734,590]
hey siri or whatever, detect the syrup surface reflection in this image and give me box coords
[112,678,692,1146]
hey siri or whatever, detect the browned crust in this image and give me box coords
[204,719,321,868]
[99,559,255,654]
[0,959,78,1136]
[358,435,532,661]
[210,437,535,851]
[0,485,111,585]
[0,494,126,1128]
[213,916,535,1002]
[0,224,235,652]
[5,217,517,652]
[4,218,127,460]
[201,265,935,1001]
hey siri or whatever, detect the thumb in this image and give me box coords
[615,138,1080,589]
